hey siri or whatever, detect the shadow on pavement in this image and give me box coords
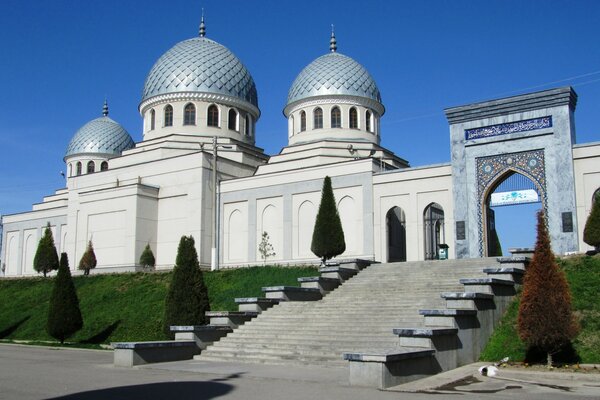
[46,381,233,399]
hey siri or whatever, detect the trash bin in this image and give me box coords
[438,244,449,260]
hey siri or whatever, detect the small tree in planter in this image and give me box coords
[33,223,59,277]
[139,244,156,270]
[47,252,83,344]
[583,197,600,253]
[78,240,97,276]
[311,176,345,265]
[163,236,210,337]
[258,232,276,265]
[518,210,579,367]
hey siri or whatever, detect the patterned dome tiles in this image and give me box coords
[142,37,258,108]
[287,52,381,105]
[65,117,135,158]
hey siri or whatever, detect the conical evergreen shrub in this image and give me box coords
[47,253,83,344]
[139,244,156,270]
[78,240,97,276]
[163,236,210,337]
[583,198,600,251]
[518,210,579,367]
[33,223,59,277]
[311,176,345,265]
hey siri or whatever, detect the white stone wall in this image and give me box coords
[373,164,454,262]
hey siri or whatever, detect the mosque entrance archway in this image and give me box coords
[483,171,542,256]
[386,206,406,262]
[424,203,445,260]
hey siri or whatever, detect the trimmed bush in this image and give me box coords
[583,198,600,250]
[47,253,83,344]
[78,241,97,276]
[518,210,579,366]
[311,176,345,264]
[163,236,210,336]
[139,244,156,270]
[33,223,59,277]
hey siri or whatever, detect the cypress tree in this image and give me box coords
[311,176,346,265]
[78,240,97,276]
[47,253,83,344]
[139,244,156,270]
[33,223,59,277]
[517,210,579,367]
[583,198,600,251]
[163,236,210,336]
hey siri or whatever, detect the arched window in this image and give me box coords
[150,109,155,130]
[423,203,445,260]
[68,163,72,177]
[207,105,219,127]
[349,107,358,129]
[366,110,372,132]
[245,115,252,136]
[300,111,306,132]
[100,161,108,171]
[331,107,341,128]
[314,108,323,129]
[228,109,238,131]
[76,162,82,176]
[184,103,196,125]
[164,105,173,127]
[87,161,95,174]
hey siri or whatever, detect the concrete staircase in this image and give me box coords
[196,258,509,370]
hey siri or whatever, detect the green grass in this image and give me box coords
[0,266,317,347]
[480,255,600,363]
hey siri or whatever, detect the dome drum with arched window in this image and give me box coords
[64,102,135,177]
[283,32,384,145]
[139,20,259,144]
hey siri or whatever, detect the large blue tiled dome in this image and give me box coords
[65,115,134,159]
[287,52,381,106]
[141,37,258,108]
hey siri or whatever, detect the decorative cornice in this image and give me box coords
[284,94,385,117]
[139,91,260,119]
[445,86,577,124]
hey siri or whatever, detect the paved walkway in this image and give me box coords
[0,344,598,400]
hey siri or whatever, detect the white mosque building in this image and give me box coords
[2,20,599,277]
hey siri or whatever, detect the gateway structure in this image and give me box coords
[2,24,599,277]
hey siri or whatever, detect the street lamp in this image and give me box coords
[210,136,232,271]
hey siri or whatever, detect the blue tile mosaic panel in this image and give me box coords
[475,150,547,256]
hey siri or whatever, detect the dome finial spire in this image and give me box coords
[329,24,337,52]
[199,8,206,37]
[102,99,109,116]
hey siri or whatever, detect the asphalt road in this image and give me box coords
[0,344,598,400]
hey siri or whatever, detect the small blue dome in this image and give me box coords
[141,37,258,108]
[65,116,134,159]
[287,52,381,106]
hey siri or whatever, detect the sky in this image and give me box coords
[1,0,599,252]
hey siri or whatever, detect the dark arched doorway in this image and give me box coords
[484,171,542,256]
[424,203,444,260]
[386,207,406,262]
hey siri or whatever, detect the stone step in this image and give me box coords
[262,286,323,301]
[319,266,358,281]
[197,352,348,367]
[205,311,259,328]
[483,267,525,284]
[235,297,281,312]
[297,276,341,293]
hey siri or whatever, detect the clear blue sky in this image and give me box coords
[1,1,599,251]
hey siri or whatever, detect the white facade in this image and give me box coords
[2,29,600,277]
